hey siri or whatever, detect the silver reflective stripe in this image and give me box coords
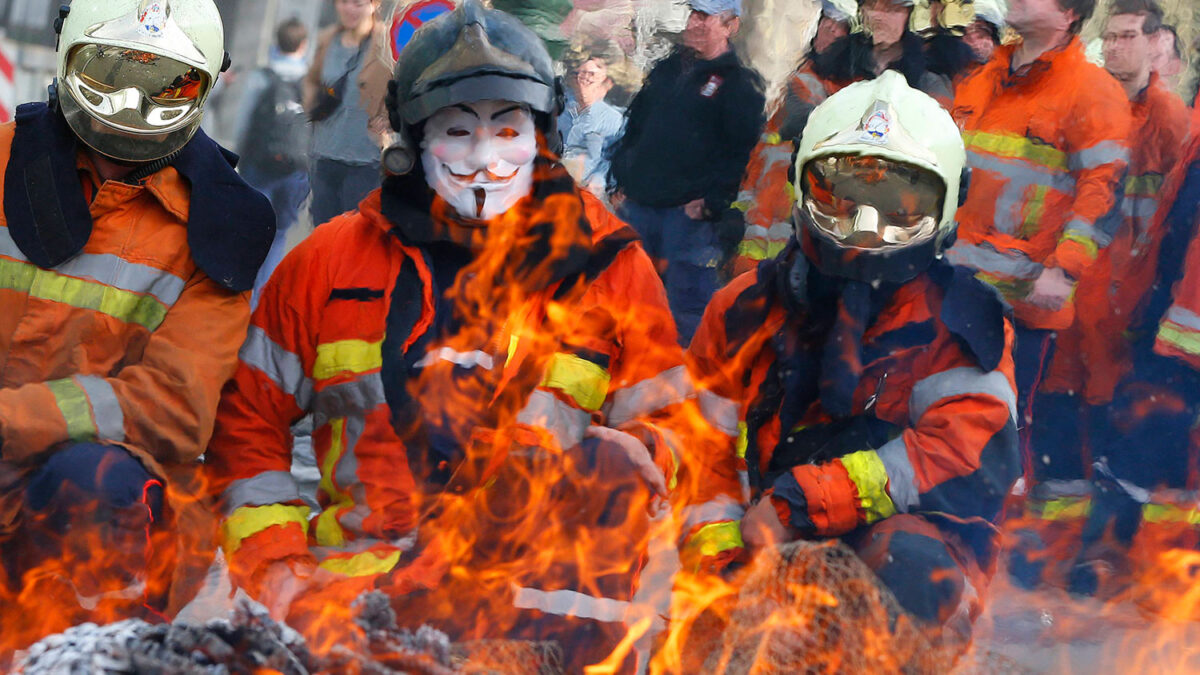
[75,375,125,442]
[698,390,740,437]
[681,495,745,531]
[944,241,1044,280]
[240,326,314,409]
[0,227,187,307]
[1069,141,1128,171]
[909,367,1017,423]
[606,365,692,427]
[877,436,919,513]
[1165,306,1200,332]
[1122,196,1159,220]
[221,471,302,513]
[312,530,418,559]
[312,373,386,424]
[1064,218,1111,248]
[335,414,366,497]
[1029,478,1092,500]
[414,347,495,370]
[966,150,1077,235]
[337,503,373,534]
[517,389,591,450]
[795,72,828,104]
[512,585,630,623]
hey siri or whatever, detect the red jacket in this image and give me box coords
[948,38,1131,330]
[1046,74,1191,402]
[688,256,1019,543]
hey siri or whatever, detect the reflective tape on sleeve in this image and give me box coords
[1068,141,1128,171]
[908,367,1017,423]
[517,389,592,450]
[698,389,740,437]
[681,495,746,532]
[840,450,898,524]
[240,326,314,408]
[317,549,403,577]
[876,436,919,513]
[220,471,303,513]
[540,352,611,412]
[511,585,630,623]
[682,520,744,559]
[73,375,125,442]
[607,365,692,426]
[47,377,98,442]
[221,503,310,555]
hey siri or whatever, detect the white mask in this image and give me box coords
[420,99,538,220]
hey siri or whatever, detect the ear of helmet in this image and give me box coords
[54,0,225,163]
[791,70,966,284]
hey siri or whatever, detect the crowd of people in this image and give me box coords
[1,0,1200,670]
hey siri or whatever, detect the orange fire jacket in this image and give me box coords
[1045,74,1191,402]
[206,189,741,597]
[687,263,1018,541]
[0,122,251,474]
[948,37,1132,330]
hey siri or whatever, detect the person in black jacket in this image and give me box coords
[607,0,765,345]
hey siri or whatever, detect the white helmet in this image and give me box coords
[56,0,226,162]
[792,70,966,284]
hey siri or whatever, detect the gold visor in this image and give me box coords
[801,155,944,249]
[63,43,208,134]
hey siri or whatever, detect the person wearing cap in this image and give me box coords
[729,0,966,277]
[607,0,766,345]
[206,1,737,665]
[0,0,273,622]
[688,72,1018,643]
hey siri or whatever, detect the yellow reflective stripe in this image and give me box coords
[764,131,782,145]
[1020,185,1051,238]
[1061,232,1099,259]
[1158,322,1200,357]
[541,352,611,411]
[313,339,383,380]
[317,549,403,577]
[1142,503,1200,525]
[0,258,168,330]
[47,377,99,442]
[682,521,744,561]
[736,421,748,459]
[737,239,788,262]
[222,504,310,555]
[1032,496,1091,521]
[316,418,351,547]
[1126,174,1163,197]
[963,130,1068,171]
[731,200,752,213]
[840,450,897,525]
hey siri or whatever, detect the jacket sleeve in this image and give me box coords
[206,241,325,585]
[0,271,250,466]
[1048,77,1132,279]
[704,71,767,216]
[771,319,1020,537]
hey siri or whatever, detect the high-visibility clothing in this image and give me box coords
[206,188,738,595]
[948,38,1132,330]
[0,117,256,471]
[1045,74,1191,403]
[687,256,1019,544]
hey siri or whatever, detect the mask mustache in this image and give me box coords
[446,166,520,184]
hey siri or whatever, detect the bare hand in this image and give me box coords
[586,425,669,497]
[1027,266,1075,310]
[609,190,626,210]
[741,496,792,551]
[683,198,708,220]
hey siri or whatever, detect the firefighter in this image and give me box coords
[0,0,273,620]
[730,0,967,278]
[945,0,1131,486]
[206,0,736,667]
[688,72,1020,642]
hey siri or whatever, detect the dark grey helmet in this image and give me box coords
[383,0,559,175]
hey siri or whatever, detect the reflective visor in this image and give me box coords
[64,43,208,133]
[801,155,944,248]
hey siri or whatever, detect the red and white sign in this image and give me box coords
[0,41,14,124]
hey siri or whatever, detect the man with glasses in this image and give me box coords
[0,0,273,623]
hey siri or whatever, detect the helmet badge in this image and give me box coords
[860,104,891,145]
[137,0,170,38]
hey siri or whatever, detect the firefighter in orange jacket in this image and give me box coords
[945,0,1131,483]
[689,73,1019,639]
[0,0,273,623]
[206,1,736,666]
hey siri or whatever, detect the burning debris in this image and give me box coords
[11,591,562,675]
